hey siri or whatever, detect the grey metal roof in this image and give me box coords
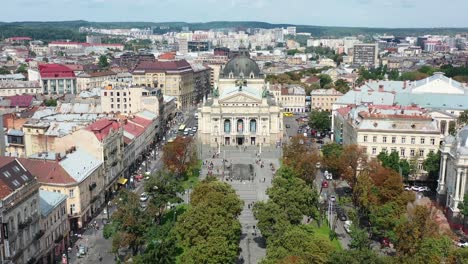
[39,190,67,217]
[221,55,261,79]
[59,148,102,183]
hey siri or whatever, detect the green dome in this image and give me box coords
[221,55,261,79]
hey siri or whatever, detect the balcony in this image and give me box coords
[18,217,33,229]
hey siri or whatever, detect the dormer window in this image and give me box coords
[250,72,254,78]
[229,72,234,78]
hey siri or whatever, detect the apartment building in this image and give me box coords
[23,119,124,196]
[310,88,343,112]
[100,86,164,115]
[38,190,69,264]
[192,64,211,104]
[270,84,307,113]
[334,105,440,179]
[132,60,194,109]
[16,148,105,231]
[353,43,379,67]
[28,64,77,95]
[0,81,41,96]
[0,158,40,264]
[76,70,117,91]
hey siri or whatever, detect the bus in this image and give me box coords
[178,124,186,132]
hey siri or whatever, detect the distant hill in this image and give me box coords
[0,20,467,41]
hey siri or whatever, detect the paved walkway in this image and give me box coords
[200,145,281,264]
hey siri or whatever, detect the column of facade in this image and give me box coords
[437,155,448,192]
[455,168,462,200]
[461,169,467,200]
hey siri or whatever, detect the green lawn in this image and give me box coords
[305,222,342,250]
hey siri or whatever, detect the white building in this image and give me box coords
[270,84,307,113]
[436,126,468,221]
[334,104,440,179]
[100,86,163,115]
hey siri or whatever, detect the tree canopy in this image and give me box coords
[308,110,331,131]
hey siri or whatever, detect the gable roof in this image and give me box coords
[132,60,192,74]
[86,118,121,141]
[0,158,36,199]
[39,64,76,79]
[8,94,33,108]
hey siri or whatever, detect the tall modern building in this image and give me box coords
[178,38,188,54]
[353,43,379,68]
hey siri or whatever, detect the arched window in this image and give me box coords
[237,119,244,133]
[224,119,231,133]
[250,119,257,133]
[250,72,255,78]
[229,72,234,78]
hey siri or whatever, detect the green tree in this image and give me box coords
[174,178,242,263]
[98,55,110,69]
[321,143,343,159]
[267,167,319,224]
[458,110,468,126]
[318,74,333,88]
[42,57,49,62]
[261,225,334,264]
[0,67,10,75]
[144,172,183,224]
[334,79,350,93]
[110,190,153,255]
[423,151,441,181]
[308,110,331,131]
[377,151,400,173]
[328,249,390,264]
[44,98,57,106]
[15,64,28,74]
[253,201,290,241]
[349,225,371,250]
[458,194,468,230]
[29,51,37,57]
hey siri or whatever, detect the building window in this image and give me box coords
[381,147,387,153]
[372,147,377,155]
[391,136,396,143]
[418,162,424,170]
[69,189,74,198]
[382,136,387,143]
[104,92,107,96]
[363,135,368,142]
[373,136,377,143]
[401,137,406,144]
[420,138,425,144]
[411,137,415,144]
[224,120,231,133]
[111,104,114,108]
[70,204,75,215]
[430,138,435,145]
[419,149,424,157]
[391,148,397,153]
[410,149,415,157]
[400,148,405,157]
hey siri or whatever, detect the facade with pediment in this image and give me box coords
[198,53,283,147]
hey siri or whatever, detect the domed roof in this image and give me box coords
[221,55,261,79]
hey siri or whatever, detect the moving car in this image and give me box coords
[338,211,347,221]
[285,124,291,128]
[140,192,149,202]
[411,186,430,192]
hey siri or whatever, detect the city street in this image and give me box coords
[67,112,187,264]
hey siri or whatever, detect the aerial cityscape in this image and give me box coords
[0,1,468,264]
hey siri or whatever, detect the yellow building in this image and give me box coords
[310,88,343,111]
[132,59,195,110]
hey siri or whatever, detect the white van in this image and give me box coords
[194,113,199,119]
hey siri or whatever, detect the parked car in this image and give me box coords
[329,195,336,202]
[338,212,348,221]
[285,124,291,128]
[411,186,430,192]
[322,180,329,188]
[404,185,411,191]
[326,173,333,180]
[78,245,87,256]
[316,140,324,144]
[140,192,149,202]
[344,220,352,233]
[457,239,468,248]
[316,162,321,169]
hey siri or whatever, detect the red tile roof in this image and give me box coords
[158,52,176,60]
[123,122,145,137]
[86,119,121,142]
[49,41,82,45]
[8,37,32,41]
[0,157,76,185]
[8,95,33,108]
[131,116,152,127]
[39,64,76,79]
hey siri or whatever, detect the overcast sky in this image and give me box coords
[2,0,467,28]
